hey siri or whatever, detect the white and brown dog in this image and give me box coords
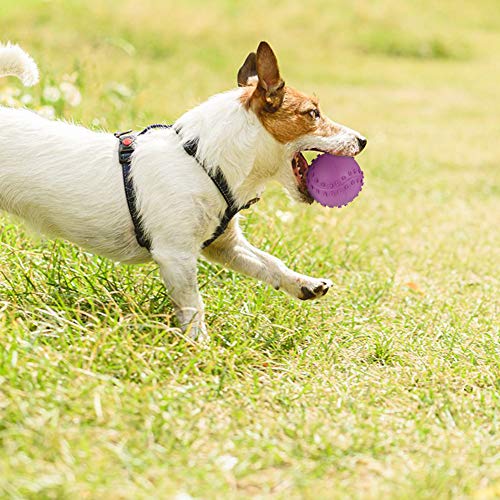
[0,41,366,340]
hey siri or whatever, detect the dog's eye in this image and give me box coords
[308,108,320,119]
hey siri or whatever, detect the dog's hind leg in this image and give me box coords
[202,218,332,301]
[152,245,207,341]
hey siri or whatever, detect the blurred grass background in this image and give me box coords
[0,0,499,498]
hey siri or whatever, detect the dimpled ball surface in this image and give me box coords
[306,154,364,208]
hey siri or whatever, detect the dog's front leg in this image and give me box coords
[202,219,332,301]
[152,246,207,341]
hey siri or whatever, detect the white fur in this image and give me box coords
[0,42,39,86]
[0,43,364,339]
[290,124,366,159]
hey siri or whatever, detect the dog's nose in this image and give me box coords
[357,136,367,152]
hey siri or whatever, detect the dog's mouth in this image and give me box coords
[291,151,317,204]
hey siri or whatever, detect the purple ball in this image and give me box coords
[306,154,364,208]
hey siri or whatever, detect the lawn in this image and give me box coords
[0,0,499,498]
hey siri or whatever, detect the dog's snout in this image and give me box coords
[357,136,367,152]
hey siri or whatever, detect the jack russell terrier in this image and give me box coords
[0,41,366,340]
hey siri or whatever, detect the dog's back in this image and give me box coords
[0,43,217,264]
[0,44,143,259]
[0,107,123,245]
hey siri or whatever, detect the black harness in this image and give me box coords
[115,124,259,251]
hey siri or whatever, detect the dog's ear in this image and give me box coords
[237,52,257,87]
[255,41,285,112]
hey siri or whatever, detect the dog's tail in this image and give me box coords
[0,42,39,87]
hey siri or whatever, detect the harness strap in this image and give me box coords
[115,131,152,250]
[115,124,259,251]
[202,196,259,249]
[175,135,235,209]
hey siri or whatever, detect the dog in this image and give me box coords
[0,41,366,340]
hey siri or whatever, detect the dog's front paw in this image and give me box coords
[176,307,209,343]
[183,321,209,343]
[298,278,332,301]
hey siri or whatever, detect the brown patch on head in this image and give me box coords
[259,87,333,143]
[239,41,342,144]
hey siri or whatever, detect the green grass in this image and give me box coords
[1,0,499,497]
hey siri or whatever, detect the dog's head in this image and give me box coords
[238,41,367,203]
